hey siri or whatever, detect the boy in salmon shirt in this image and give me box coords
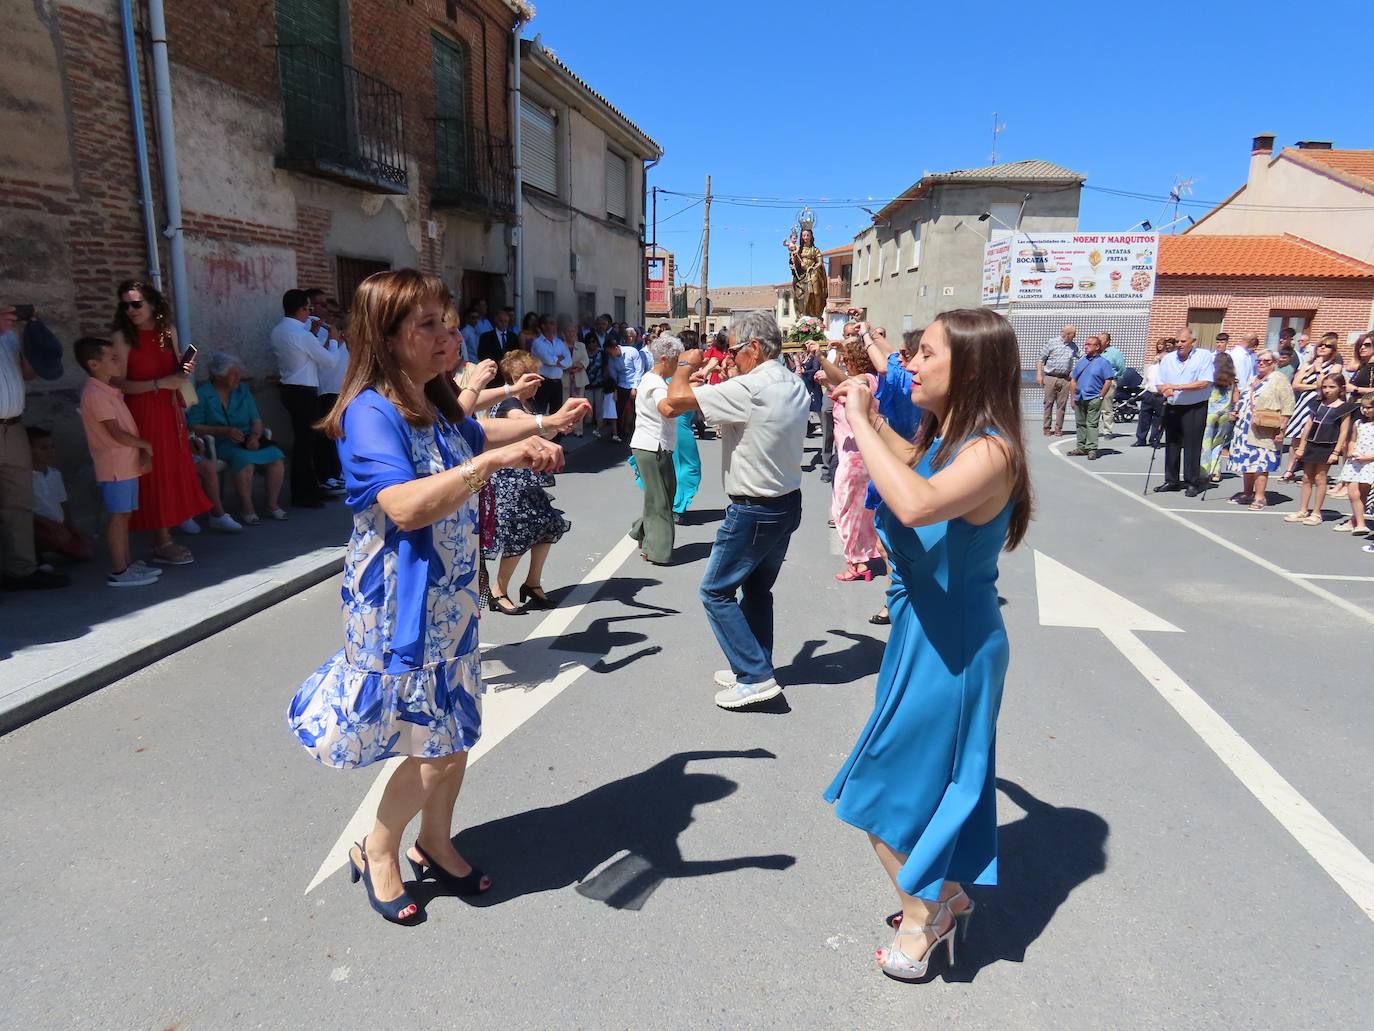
[76,337,162,587]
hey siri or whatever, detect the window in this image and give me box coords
[613,292,627,324]
[1267,311,1312,349]
[987,201,1020,239]
[578,291,596,319]
[886,237,898,276]
[877,240,886,279]
[335,256,390,311]
[520,97,558,195]
[535,289,556,315]
[605,150,628,222]
[908,223,922,270]
[781,293,791,317]
[431,34,469,186]
[1186,308,1226,351]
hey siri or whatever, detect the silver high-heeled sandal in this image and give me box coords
[877,904,957,983]
[886,889,976,940]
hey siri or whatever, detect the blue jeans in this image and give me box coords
[698,493,803,684]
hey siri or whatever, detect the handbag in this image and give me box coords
[1253,408,1286,429]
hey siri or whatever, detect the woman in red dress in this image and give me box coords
[111,280,209,565]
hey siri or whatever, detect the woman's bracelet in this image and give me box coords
[458,460,486,492]
[534,413,546,435]
[503,383,512,398]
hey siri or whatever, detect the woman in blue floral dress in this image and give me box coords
[286,270,568,925]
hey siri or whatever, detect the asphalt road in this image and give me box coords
[3,424,1372,1030]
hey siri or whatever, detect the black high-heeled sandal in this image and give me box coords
[348,839,420,925]
[519,583,555,609]
[407,842,492,896]
[488,593,525,615]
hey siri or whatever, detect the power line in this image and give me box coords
[656,197,703,225]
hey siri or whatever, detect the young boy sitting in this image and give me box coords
[27,425,94,563]
[75,337,162,588]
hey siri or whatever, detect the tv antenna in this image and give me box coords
[990,113,1007,162]
[1159,176,1196,231]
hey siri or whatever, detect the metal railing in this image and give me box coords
[274,44,407,194]
[431,120,515,215]
[828,276,852,299]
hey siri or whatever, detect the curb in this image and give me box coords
[0,553,345,737]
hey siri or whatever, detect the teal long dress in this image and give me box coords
[672,412,701,515]
[187,381,286,474]
[824,434,1012,901]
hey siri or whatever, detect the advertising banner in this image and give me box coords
[983,233,1158,305]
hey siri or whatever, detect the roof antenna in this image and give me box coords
[990,112,1007,163]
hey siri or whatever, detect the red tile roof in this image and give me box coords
[821,243,853,258]
[1159,234,1374,279]
[1282,148,1374,193]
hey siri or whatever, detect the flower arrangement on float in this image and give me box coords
[786,315,827,344]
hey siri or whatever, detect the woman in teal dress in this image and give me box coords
[187,352,287,523]
[1200,352,1239,482]
[825,309,1032,983]
[672,411,701,518]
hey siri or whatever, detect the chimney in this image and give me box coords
[1250,133,1276,186]
[1295,140,1334,150]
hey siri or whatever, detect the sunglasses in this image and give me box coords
[728,340,752,354]
[119,299,145,311]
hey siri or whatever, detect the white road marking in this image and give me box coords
[1035,550,1374,923]
[1158,507,1287,515]
[1092,470,1153,476]
[305,534,639,894]
[1291,573,1374,582]
[1048,438,1374,627]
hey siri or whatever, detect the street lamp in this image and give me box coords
[1154,214,1195,234]
[977,211,1018,234]
[1123,219,1153,232]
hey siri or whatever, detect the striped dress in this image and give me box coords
[1284,360,1343,440]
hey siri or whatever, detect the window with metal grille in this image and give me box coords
[432,33,469,186]
[605,150,627,222]
[521,98,558,195]
[336,256,391,311]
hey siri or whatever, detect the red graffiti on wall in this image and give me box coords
[194,252,290,303]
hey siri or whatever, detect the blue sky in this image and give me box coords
[525,0,1372,288]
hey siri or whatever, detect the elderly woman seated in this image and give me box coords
[187,352,288,524]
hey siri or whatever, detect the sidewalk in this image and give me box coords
[0,505,353,735]
[0,430,610,736]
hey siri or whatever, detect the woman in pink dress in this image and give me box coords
[826,338,882,581]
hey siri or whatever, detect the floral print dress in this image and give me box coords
[287,390,485,769]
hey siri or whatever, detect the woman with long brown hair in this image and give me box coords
[824,308,1031,983]
[287,269,566,926]
[110,279,210,565]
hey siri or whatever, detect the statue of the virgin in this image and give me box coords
[783,208,828,318]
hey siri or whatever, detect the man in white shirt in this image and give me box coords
[530,313,570,415]
[270,288,341,507]
[1222,332,1257,388]
[304,289,348,493]
[1154,328,1216,496]
[663,311,810,710]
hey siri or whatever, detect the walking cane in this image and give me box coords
[1143,441,1161,496]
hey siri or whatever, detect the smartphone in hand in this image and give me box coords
[179,343,198,367]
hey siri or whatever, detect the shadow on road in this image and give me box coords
[450,749,795,911]
[943,778,1108,983]
[776,630,886,686]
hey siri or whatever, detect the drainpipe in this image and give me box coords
[146,0,190,347]
[510,14,526,322]
[119,0,161,292]
[640,154,660,326]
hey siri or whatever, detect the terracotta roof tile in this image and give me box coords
[821,243,853,258]
[1281,148,1374,193]
[1159,234,1374,279]
[875,159,1084,221]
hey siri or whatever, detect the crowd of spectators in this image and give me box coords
[1,283,684,594]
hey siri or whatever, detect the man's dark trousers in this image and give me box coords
[281,383,322,504]
[1162,399,1207,488]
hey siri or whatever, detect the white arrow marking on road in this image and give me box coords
[1035,550,1374,922]
[305,533,640,894]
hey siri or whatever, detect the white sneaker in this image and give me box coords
[177,518,202,535]
[208,512,242,533]
[270,507,289,521]
[713,670,737,688]
[129,560,163,577]
[108,566,159,588]
[714,677,782,710]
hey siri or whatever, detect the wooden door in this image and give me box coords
[1186,308,1226,351]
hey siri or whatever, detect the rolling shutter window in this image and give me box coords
[521,97,558,195]
[605,150,627,220]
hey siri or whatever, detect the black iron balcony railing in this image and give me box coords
[274,44,407,195]
[431,119,515,216]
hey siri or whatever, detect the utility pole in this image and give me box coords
[700,173,711,335]
[749,241,754,286]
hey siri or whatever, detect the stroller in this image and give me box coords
[1112,367,1144,423]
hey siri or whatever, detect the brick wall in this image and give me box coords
[1148,275,1374,354]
